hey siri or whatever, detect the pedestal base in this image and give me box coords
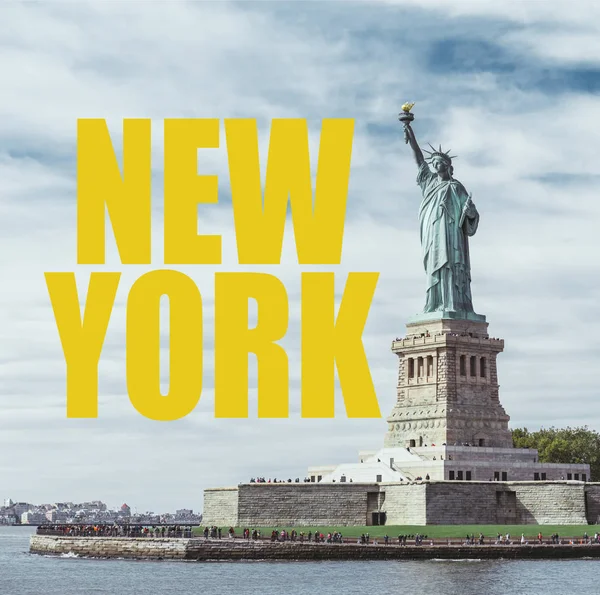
[385,314,510,449]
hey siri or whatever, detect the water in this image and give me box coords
[1,526,598,594]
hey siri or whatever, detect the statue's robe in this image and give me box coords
[416,161,479,313]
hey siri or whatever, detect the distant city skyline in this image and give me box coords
[0,498,201,525]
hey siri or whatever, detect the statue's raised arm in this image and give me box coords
[404,123,425,168]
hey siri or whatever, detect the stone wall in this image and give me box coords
[185,540,600,561]
[381,484,426,525]
[585,485,600,524]
[203,481,597,527]
[236,483,377,527]
[422,482,590,525]
[203,487,239,526]
[29,535,188,559]
[515,483,587,524]
[31,535,600,561]
[424,482,498,524]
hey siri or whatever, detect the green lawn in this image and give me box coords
[194,525,599,539]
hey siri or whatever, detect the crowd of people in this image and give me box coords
[249,478,312,483]
[395,331,499,342]
[205,528,346,543]
[37,524,195,538]
[202,526,223,539]
[267,530,343,543]
[37,524,600,547]
[199,527,600,547]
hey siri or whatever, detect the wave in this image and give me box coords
[429,558,485,563]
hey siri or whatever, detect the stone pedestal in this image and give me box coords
[384,315,512,449]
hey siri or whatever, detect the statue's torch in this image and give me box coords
[399,102,415,143]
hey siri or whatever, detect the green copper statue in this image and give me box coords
[399,104,480,317]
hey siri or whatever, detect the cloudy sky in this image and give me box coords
[1,0,600,513]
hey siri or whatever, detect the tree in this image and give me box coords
[512,426,600,482]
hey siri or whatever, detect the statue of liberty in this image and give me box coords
[400,105,481,317]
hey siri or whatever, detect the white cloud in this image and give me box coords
[500,31,600,66]
[374,0,600,28]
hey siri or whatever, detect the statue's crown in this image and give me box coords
[422,143,457,165]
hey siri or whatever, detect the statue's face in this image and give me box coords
[432,158,451,178]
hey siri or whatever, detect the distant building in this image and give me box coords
[21,512,45,524]
[0,513,18,525]
[12,503,32,517]
[81,501,107,511]
[45,510,68,523]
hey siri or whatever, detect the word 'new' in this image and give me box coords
[77,118,354,266]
